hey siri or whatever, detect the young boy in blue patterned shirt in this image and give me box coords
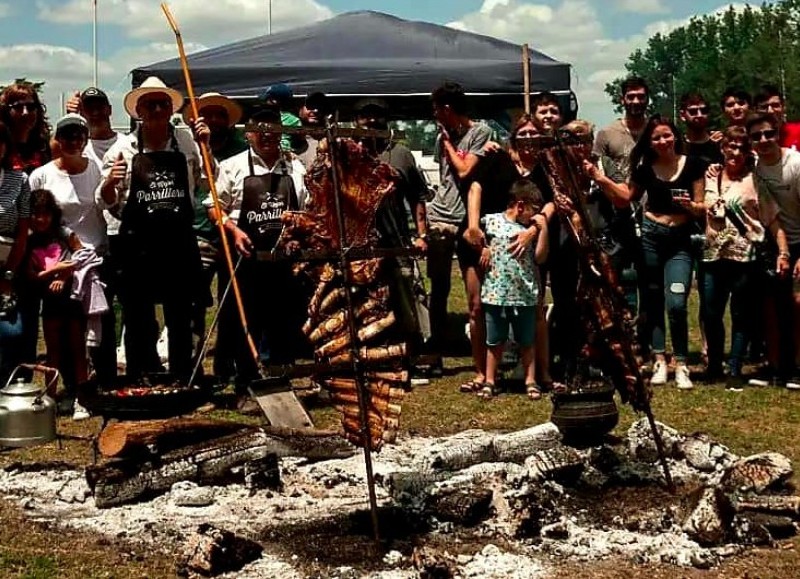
[479,180,549,399]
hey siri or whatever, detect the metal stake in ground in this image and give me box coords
[326,117,381,542]
[551,137,675,492]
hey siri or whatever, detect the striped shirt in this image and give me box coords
[0,169,31,237]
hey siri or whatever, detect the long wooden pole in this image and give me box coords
[523,43,531,114]
[161,3,258,363]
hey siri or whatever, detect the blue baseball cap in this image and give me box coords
[259,83,293,105]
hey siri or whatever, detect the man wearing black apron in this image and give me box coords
[209,106,308,403]
[98,76,212,380]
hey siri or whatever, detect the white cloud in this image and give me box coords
[615,0,669,14]
[448,0,740,127]
[36,0,332,44]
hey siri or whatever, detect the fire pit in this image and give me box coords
[79,373,220,420]
[1,419,797,577]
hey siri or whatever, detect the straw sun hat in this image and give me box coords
[124,76,184,120]
[182,92,242,127]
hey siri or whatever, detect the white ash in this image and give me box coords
[0,421,795,575]
[459,544,546,578]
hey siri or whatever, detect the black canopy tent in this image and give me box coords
[131,11,573,121]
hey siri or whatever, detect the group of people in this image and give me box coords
[0,77,432,418]
[437,78,800,397]
[1,72,799,423]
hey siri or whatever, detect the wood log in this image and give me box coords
[733,495,800,517]
[176,523,262,578]
[97,418,250,459]
[86,427,354,508]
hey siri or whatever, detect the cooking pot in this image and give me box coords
[0,364,59,448]
[551,381,618,447]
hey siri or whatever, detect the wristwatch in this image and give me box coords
[416,233,429,241]
[1,270,14,281]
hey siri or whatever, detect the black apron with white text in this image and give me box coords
[119,129,201,301]
[238,151,299,253]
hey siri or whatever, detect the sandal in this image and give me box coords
[526,383,542,400]
[477,383,497,399]
[459,379,483,394]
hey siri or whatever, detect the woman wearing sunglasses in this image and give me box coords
[0,83,51,175]
[702,127,787,390]
[589,116,706,389]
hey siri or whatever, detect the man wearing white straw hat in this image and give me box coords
[183,92,247,379]
[97,76,212,379]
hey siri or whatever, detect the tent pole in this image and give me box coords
[523,43,531,114]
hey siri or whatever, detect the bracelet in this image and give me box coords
[779,251,791,259]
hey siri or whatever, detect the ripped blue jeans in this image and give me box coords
[640,218,695,362]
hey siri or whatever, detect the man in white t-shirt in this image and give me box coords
[751,112,800,389]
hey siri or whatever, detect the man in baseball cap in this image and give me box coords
[258,83,301,152]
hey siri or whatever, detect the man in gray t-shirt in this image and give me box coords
[427,82,491,385]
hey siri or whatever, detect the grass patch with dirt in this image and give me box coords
[2,262,800,577]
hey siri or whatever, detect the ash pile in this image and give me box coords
[1,420,799,577]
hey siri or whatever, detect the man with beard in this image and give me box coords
[428,82,492,388]
[182,93,247,379]
[594,77,649,180]
[679,92,723,166]
[593,77,646,323]
[750,112,800,389]
[755,84,800,151]
[353,98,431,365]
[296,91,328,168]
[207,105,308,411]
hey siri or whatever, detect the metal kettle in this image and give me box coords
[0,364,59,448]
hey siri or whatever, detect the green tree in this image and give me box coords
[607,1,800,127]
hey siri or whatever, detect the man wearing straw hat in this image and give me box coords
[183,92,247,378]
[97,76,212,379]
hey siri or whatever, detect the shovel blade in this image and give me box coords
[248,378,314,429]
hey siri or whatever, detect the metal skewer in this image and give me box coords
[325,115,382,541]
[551,132,675,492]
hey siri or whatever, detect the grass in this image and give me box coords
[2,261,800,577]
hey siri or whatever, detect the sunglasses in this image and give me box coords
[684,106,708,116]
[749,129,778,141]
[140,98,172,111]
[57,129,87,142]
[8,101,38,113]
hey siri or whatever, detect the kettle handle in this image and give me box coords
[6,364,61,399]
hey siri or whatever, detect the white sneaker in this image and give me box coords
[72,401,91,421]
[675,365,694,390]
[650,360,668,385]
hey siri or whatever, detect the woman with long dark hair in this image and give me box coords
[589,116,706,389]
[0,83,51,175]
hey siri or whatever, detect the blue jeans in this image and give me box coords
[701,259,755,374]
[0,309,24,384]
[640,218,694,362]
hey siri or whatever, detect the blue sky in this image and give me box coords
[0,0,746,126]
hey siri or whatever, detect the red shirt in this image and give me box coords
[781,122,800,151]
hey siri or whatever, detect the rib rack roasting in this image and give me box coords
[529,131,651,411]
[277,139,408,450]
